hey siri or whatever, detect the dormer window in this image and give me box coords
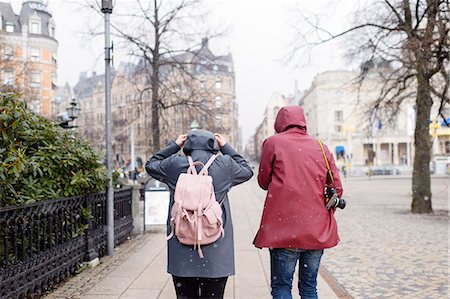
[5,22,14,32]
[31,22,40,34]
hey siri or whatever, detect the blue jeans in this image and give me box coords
[270,248,324,299]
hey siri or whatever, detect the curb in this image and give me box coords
[319,266,353,299]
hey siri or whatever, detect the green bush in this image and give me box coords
[0,93,107,207]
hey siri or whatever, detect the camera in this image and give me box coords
[324,186,346,209]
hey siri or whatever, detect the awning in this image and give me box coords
[336,146,345,153]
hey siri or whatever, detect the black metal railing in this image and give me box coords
[0,188,133,299]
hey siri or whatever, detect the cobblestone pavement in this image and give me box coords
[318,176,449,299]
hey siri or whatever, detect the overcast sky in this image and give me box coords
[11,0,357,143]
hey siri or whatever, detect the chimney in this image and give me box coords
[92,71,97,77]
[201,37,209,49]
[79,71,87,81]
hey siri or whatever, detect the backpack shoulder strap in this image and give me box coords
[199,154,217,176]
[187,156,198,175]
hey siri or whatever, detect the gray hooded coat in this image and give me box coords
[145,130,253,278]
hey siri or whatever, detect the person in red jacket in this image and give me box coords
[254,106,343,299]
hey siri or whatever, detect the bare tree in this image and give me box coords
[85,0,225,155]
[291,0,449,213]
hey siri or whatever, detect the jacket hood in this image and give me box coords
[274,106,307,133]
[183,129,219,155]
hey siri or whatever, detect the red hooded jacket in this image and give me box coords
[253,106,343,250]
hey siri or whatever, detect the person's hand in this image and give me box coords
[175,134,187,148]
[214,133,227,148]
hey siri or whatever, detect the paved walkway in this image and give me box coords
[322,176,449,299]
[45,176,449,299]
[44,180,338,299]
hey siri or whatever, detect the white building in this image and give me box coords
[301,69,417,174]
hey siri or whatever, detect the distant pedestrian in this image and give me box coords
[146,130,253,299]
[254,106,344,299]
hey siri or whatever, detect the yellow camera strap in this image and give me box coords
[317,138,335,185]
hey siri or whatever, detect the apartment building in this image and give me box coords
[74,39,240,166]
[0,0,57,118]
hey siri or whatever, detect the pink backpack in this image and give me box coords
[167,154,224,258]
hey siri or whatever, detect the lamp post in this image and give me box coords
[67,99,81,121]
[102,0,114,256]
[59,98,80,129]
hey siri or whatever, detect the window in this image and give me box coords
[335,125,343,133]
[28,99,41,113]
[215,96,222,108]
[335,110,343,122]
[200,115,207,127]
[30,48,40,61]
[4,47,13,60]
[215,115,222,128]
[5,22,14,32]
[200,98,208,110]
[2,69,14,85]
[30,71,41,87]
[31,22,40,34]
[215,77,222,89]
[52,53,57,65]
[51,73,57,89]
[273,106,280,118]
[200,80,205,89]
[50,26,55,37]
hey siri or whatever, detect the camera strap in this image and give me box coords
[316,138,335,186]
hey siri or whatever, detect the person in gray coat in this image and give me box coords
[145,129,253,299]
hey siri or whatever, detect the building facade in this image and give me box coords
[247,92,297,161]
[0,0,57,118]
[74,39,239,169]
[300,69,449,174]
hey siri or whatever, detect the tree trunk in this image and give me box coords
[151,85,160,153]
[151,0,160,154]
[411,75,433,213]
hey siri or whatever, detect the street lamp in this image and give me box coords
[67,99,81,120]
[58,98,80,129]
[102,0,114,257]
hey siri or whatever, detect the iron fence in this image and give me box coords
[0,188,133,299]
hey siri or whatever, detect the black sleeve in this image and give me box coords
[220,143,254,186]
[145,141,181,183]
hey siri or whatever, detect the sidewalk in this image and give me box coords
[45,181,339,299]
